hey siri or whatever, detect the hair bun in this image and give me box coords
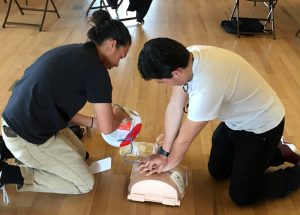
[87,9,131,46]
[90,10,112,26]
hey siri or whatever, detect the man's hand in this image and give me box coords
[138,154,168,176]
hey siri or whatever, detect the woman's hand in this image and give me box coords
[113,107,131,123]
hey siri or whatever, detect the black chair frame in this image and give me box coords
[86,0,137,22]
[230,0,278,39]
[2,0,60,31]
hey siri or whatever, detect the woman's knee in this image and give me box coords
[79,174,95,194]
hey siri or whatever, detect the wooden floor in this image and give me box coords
[0,0,300,214]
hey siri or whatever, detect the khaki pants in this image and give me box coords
[1,119,94,194]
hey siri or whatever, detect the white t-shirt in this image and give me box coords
[186,45,285,134]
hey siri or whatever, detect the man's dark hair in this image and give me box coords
[138,38,190,80]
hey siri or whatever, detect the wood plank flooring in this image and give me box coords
[0,0,300,214]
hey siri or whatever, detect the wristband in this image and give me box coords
[90,117,94,128]
[113,104,125,111]
[158,146,170,157]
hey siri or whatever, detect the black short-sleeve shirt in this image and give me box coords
[2,42,112,144]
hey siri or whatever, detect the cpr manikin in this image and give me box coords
[101,108,189,206]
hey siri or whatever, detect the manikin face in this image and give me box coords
[99,39,130,69]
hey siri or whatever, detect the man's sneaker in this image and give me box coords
[279,137,300,165]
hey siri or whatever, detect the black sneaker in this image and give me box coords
[0,135,14,161]
[0,161,10,205]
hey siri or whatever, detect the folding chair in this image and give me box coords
[2,0,60,31]
[86,0,110,16]
[86,0,138,22]
[230,0,278,39]
[3,0,27,4]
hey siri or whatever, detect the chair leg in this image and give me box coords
[264,0,276,39]
[40,0,60,30]
[2,0,24,28]
[230,0,240,38]
[230,0,238,20]
[270,2,275,39]
[259,0,277,39]
[116,0,123,9]
[14,0,24,14]
[271,11,275,39]
[102,0,108,10]
[265,0,274,22]
[86,0,108,16]
[237,1,240,38]
[50,0,60,18]
[86,0,96,16]
[39,0,49,31]
[2,0,13,28]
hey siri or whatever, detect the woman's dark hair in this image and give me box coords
[138,38,190,80]
[87,10,131,47]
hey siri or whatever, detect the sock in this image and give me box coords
[1,162,24,185]
[279,144,300,165]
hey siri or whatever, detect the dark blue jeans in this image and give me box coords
[208,118,300,205]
